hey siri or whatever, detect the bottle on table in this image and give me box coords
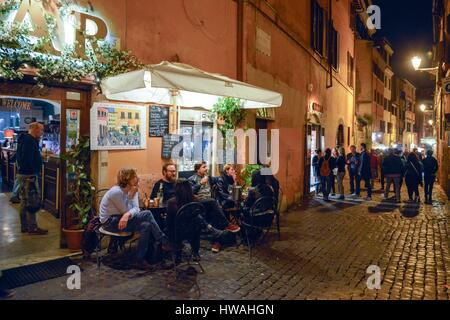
[157,182,164,206]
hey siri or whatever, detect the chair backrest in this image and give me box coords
[174,202,205,236]
[250,196,275,215]
[94,188,109,217]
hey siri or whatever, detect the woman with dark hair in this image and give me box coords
[166,180,201,262]
[166,179,228,260]
[405,153,423,202]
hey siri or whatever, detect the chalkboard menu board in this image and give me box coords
[162,134,182,159]
[149,105,169,137]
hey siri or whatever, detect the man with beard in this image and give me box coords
[150,163,177,205]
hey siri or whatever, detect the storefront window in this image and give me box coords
[0,96,61,154]
[178,121,212,174]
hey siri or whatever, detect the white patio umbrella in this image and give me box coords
[100,61,283,109]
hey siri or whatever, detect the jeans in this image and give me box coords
[320,176,333,199]
[103,210,166,261]
[11,177,21,198]
[337,172,345,196]
[356,175,372,197]
[17,174,40,230]
[424,175,436,200]
[380,169,385,189]
[384,176,401,201]
[199,198,229,230]
[349,170,357,194]
[405,177,420,200]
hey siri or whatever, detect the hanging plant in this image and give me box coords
[210,97,246,134]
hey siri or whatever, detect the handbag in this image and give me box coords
[25,177,41,214]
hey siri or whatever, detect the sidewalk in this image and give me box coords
[6,181,450,300]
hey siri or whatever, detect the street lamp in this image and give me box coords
[428,119,434,126]
[412,56,422,70]
[410,56,438,74]
[419,104,427,112]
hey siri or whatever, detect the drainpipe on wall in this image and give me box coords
[326,0,333,89]
[237,0,244,82]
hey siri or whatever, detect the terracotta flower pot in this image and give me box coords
[63,228,84,251]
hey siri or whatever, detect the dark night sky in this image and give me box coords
[373,0,435,89]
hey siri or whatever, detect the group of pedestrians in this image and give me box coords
[312,143,439,204]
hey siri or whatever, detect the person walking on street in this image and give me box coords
[370,149,379,189]
[312,149,322,196]
[383,149,404,203]
[356,143,372,200]
[422,149,439,204]
[330,147,338,196]
[398,150,407,193]
[318,148,335,201]
[16,122,48,235]
[405,153,423,202]
[346,145,360,196]
[336,147,346,200]
[379,151,386,190]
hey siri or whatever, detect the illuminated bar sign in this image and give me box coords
[9,0,110,59]
[0,98,32,111]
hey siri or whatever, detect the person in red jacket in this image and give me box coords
[370,149,379,189]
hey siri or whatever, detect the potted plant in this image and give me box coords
[240,164,262,190]
[61,136,96,251]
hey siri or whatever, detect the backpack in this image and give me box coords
[320,158,331,177]
[81,216,101,257]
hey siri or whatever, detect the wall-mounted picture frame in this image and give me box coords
[90,102,147,150]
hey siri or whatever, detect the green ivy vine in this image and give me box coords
[210,97,247,134]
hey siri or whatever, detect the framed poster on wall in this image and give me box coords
[90,102,147,150]
[66,109,80,151]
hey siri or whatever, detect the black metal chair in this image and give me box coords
[93,189,137,270]
[169,202,206,274]
[240,196,276,260]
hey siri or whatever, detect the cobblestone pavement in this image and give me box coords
[8,182,450,300]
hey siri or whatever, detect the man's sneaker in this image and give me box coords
[211,242,221,253]
[21,227,28,233]
[28,227,48,235]
[9,196,20,204]
[206,224,227,238]
[365,197,372,201]
[226,224,240,233]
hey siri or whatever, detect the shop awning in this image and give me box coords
[100,61,283,109]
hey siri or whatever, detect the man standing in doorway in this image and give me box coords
[356,143,372,201]
[346,145,360,196]
[16,122,48,235]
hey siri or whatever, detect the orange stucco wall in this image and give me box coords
[88,0,355,208]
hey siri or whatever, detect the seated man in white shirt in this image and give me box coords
[99,168,170,270]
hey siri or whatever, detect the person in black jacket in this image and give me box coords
[251,164,280,209]
[405,153,423,202]
[244,170,275,211]
[150,163,177,204]
[346,145,360,196]
[422,150,438,204]
[16,122,47,235]
[312,149,322,195]
[188,162,240,252]
[336,147,346,200]
[318,148,335,201]
[215,164,237,209]
[356,143,372,200]
[383,149,404,203]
